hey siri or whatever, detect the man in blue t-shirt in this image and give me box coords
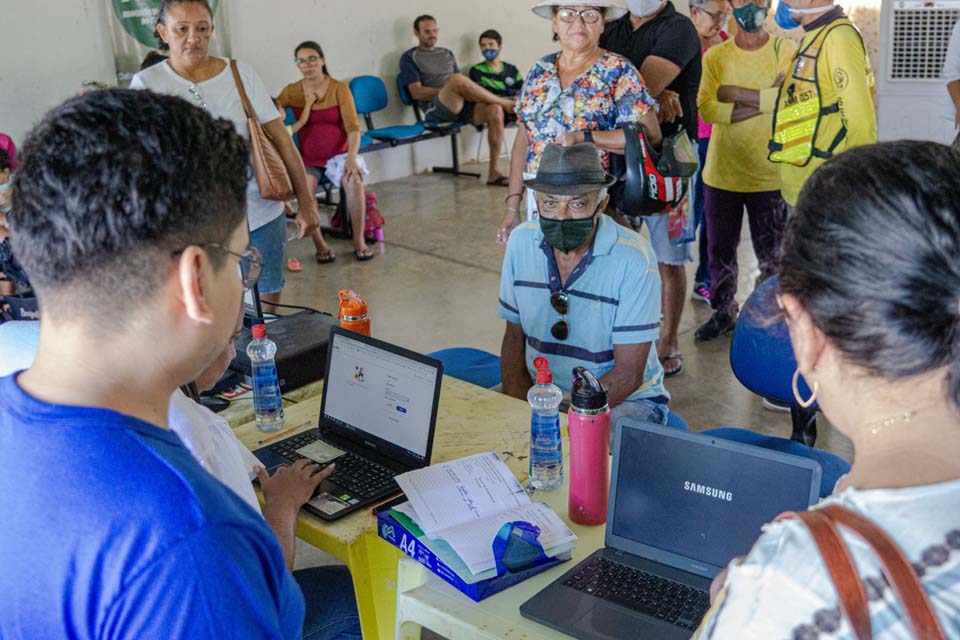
[0,90,356,639]
[400,14,519,185]
[499,143,676,429]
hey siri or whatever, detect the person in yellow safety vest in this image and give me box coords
[768,0,876,208]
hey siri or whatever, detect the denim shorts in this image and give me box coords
[609,398,677,447]
[250,214,286,295]
[641,213,693,266]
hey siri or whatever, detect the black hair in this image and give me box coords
[10,89,249,323]
[0,148,9,173]
[780,141,960,409]
[479,29,503,46]
[414,14,436,32]
[294,40,329,76]
[139,51,168,71]
[154,0,214,52]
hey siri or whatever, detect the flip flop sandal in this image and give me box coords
[486,176,510,187]
[659,353,684,378]
[315,251,336,264]
[286,258,302,272]
[354,249,374,262]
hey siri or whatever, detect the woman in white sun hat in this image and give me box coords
[497,0,662,243]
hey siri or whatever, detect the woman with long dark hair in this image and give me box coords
[698,141,960,637]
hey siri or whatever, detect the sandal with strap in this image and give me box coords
[659,353,684,378]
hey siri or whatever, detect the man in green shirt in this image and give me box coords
[469,29,524,185]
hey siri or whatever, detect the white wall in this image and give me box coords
[227,0,559,183]
[5,1,690,183]
[0,0,117,147]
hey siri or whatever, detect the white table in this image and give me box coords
[395,446,608,639]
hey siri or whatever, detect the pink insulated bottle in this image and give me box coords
[568,367,611,525]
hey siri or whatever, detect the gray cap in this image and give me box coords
[523,143,617,196]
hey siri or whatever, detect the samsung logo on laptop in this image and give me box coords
[683,481,733,502]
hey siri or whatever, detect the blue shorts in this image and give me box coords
[609,397,678,447]
[250,214,286,295]
[642,214,693,266]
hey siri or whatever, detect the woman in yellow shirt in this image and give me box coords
[694,0,796,341]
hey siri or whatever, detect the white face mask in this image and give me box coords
[626,0,665,17]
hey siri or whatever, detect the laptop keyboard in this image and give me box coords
[563,556,711,630]
[269,433,399,499]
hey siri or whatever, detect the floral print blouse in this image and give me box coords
[515,50,657,174]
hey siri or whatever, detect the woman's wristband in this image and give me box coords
[504,191,524,204]
[504,207,519,214]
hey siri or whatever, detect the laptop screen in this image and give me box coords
[610,424,818,571]
[321,330,439,463]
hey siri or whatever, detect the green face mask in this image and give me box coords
[539,208,599,253]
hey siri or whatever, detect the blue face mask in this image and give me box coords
[775,0,832,30]
[481,48,499,62]
[774,1,800,29]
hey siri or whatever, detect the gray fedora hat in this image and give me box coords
[523,143,617,196]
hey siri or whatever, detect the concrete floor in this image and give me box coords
[284,160,854,572]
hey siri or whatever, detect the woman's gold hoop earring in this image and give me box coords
[792,369,819,408]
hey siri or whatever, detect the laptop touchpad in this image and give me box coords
[575,602,690,640]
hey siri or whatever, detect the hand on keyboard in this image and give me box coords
[256,458,335,512]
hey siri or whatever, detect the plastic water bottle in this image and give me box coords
[247,323,285,432]
[528,356,564,491]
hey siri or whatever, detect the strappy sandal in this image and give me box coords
[659,353,684,378]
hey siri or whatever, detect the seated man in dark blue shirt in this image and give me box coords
[0,89,357,639]
[400,14,518,185]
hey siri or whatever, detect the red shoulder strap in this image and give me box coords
[776,510,872,639]
[819,505,947,640]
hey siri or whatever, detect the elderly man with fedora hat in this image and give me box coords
[499,142,673,427]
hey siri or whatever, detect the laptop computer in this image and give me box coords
[252,326,443,521]
[520,420,822,639]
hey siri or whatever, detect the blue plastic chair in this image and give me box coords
[731,276,819,445]
[426,348,501,389]
[349,75,425,142]
[703,428,846,499]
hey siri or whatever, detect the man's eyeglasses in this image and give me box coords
[550,291,570,341]
[296,55,321,65]
[172,243,263,290]
[699,7,730,23]
[556,7,604,24]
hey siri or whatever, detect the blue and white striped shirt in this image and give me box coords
[498,214,668,402]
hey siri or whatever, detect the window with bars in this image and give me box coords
[889,3,960,80]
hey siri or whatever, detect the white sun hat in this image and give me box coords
[531,0,629,20]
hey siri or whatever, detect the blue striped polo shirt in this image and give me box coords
[498,213,668,403]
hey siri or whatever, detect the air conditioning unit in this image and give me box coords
[878,0,960,142]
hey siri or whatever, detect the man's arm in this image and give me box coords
[501,321,532,400]
[599,343,653,407]
[400,50,438,102]
[698,48,735,125]
[826,28,877,147]
[407,81,441,102]
[256,459,333,570]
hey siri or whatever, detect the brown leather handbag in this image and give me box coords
[229,60,294,201]
[776,505,947,639]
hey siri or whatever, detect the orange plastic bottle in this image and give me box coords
[338,289,370,336]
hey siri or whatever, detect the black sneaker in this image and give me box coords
[695,311,737,342]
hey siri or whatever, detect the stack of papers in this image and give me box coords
[395,451,577,575]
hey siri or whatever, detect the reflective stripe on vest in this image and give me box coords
[768,19,872,167]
